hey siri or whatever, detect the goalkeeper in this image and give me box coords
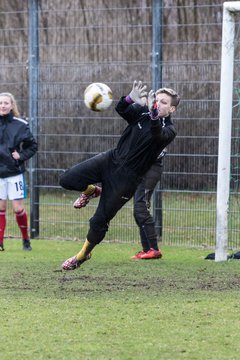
[60,81,180,270]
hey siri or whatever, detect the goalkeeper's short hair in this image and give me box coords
[156,88,180,107]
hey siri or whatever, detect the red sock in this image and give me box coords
[15,209,29,240]
[0,210,6,245]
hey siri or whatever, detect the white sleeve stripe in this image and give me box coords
[13,116,28,125]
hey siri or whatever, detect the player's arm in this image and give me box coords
[152,120,177,142]
[19,126,38,161]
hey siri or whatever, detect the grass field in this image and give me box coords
[1,239,240,360]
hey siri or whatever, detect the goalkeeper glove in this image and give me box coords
[147,90,157,111]
[147,90,158,119]
[128,80,148,106]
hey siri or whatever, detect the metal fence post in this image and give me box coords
[152,0,163,239]
[28,0,39,238]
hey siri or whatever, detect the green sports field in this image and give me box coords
[1,239,240,360]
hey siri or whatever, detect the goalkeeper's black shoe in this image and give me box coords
[0,244,4,251]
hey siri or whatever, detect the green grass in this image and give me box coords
[1,239,240,359]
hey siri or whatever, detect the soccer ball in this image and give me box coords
[84,82,113,112]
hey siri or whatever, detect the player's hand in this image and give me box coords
[147,90,157,112]
[12,150,20,160]
[129,80,148,106]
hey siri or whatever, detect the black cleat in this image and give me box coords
[22,239,32,251]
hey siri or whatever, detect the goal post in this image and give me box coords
[215,2,240,261]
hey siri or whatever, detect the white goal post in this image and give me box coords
[215,2,240,261]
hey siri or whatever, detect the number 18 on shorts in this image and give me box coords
[0,174,26,200]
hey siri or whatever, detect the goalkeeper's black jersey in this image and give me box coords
[113,97,177,177]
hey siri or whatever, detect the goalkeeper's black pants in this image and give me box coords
[59,151,141,245]
[133,159,163,252]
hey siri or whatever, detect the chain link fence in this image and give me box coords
[1,0,240,249]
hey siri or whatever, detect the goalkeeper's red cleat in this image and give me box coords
[131,250,146,260]
[73,186,102,209]
[140,248,162,259]
[62,253,91,271]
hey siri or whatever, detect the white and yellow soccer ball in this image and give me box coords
[84,82,113,112]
